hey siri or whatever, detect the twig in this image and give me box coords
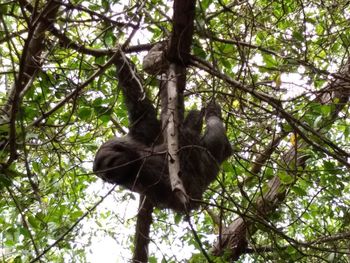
[29,185,116,263]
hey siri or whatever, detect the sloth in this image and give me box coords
[93,58,232,212]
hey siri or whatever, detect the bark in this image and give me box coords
[212,58,350,260]
[167,0,196,65]
[166,64,188,206]
[4,0,60,164]
[164,0,196,207]
[5,0,60,113]
[132,196,154,263]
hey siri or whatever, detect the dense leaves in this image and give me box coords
[0,0,349,262]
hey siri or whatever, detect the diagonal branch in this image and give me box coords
[190,56,350,168]
[4,0,60,165]
[211,58,350,260]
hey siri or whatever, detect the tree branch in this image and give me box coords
[211,58,350,260]
[166,64,188,205]
[132,196,154,263]
[5,0,60,165]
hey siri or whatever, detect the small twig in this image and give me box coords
[186,214,214,263]
[6,185,41,259]
[29,185,116,263]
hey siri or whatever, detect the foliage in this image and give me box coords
[0,0,349,262]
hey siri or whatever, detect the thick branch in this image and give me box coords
[167,0,196,64]
[50,24,152,57]
[132,196,154,263]
[5,0,60,164]
[163,0,196,206]
[167,64,188,205]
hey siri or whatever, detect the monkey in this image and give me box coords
[93,55,232,212]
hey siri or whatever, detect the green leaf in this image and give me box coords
[4,239,15,246]
[316,24,324,35]
[88,4,100,11]
[193,45,206,59]
[95,56,106,66]
[71,210,84,219]
[320,104,332,115]
[291,186,307,196]
[78,107,92,120]
[102,0,109,10]
[292,31,304,42]
[174,213,182,224]
[27,215,39,228]
[263,54,277,67]
[0,173,12,188]
[0,4,8,14]
[19,227,31,238]
[0,122,9,133]
[104,30,117,46]
[99,114,110,123]
[278,171,294,184]
[323,161,337,175]
[201,0,212,9]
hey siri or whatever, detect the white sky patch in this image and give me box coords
[0,55,12,93]
[80,180,198,262]
[0,81,5,93]
[86,236,120,262]
[80,181,139,262]
[281,67,309,99]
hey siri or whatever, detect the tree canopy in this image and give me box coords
[0,0,350,262]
